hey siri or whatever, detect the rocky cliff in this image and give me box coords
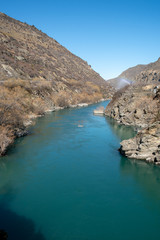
[119,121,160,164]
[105,84,159,128]
[0,12,113,156]
[105,82,160,164]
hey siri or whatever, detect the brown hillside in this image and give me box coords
[0,12,110,89]
[0,12,113,156]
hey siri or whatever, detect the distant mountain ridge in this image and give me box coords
[107,58,160,89]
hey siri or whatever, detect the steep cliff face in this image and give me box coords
[105,84,159,128]
[107,58,160,89]
[119,122,160,164]
[0,12,113,156]
[105,84,160,164]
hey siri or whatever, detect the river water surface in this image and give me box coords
[1,101,160,240]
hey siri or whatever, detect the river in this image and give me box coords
[0,101,160,240]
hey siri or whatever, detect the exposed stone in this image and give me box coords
[105,84,160,128]
[119,122,160,164]
[105,83,160,164]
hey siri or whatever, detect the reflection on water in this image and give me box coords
[105,116,136,141]
[106,116,160,208]
[0,101,160,240]
[120,156,160,206]
[106,116,160,209]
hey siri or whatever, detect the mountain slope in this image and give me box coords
[0,12,110,89]
[0,12,113,156]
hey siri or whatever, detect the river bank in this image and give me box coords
[0,79,110,156]
[105,84,160,164]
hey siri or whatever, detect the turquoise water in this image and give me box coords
[1,101,160,240]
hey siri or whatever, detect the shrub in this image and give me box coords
[0,126,14,155]
[56,95,69,107]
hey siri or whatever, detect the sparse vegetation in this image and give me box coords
[0,13,114,156]
[0,78,108,155]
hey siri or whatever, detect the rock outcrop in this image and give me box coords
[119,122,160,164]
[105,84,160,128]
[105,84,160,164]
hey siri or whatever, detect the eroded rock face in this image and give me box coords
[119,122,160,164]
[105,84,160,128]
[136,70,160,83]
[105,84,160,163]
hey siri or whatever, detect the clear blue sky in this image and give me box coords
[1,0,160,79]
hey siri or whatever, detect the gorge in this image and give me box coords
[0,11,160,240]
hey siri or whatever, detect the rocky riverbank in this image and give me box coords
[0,78,110,156]
[105,84,160,164]
[119,122,160,164]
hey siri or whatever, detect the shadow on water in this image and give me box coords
[0,185,46,240]
[120,156,160,205]
[105,116,136,141]
[106,115,160,208]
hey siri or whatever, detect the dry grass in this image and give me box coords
[0,78,106,155]
[0,126,14,155]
